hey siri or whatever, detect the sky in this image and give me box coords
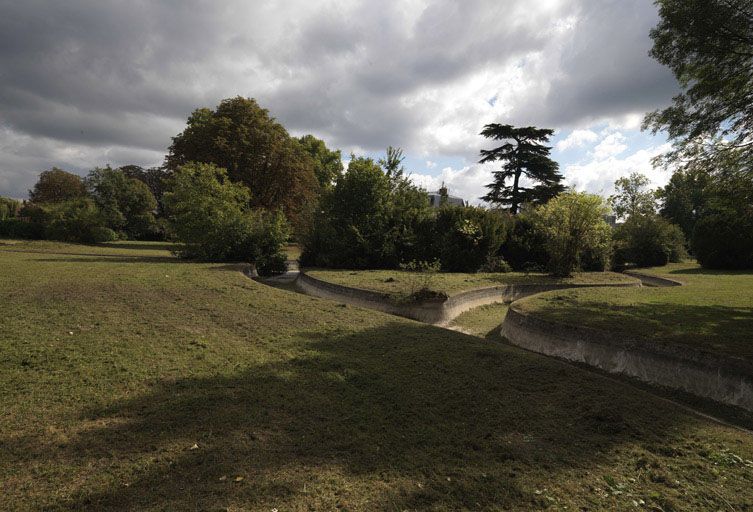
[0,0,679,202]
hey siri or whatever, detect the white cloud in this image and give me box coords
[556,129,599,151]
[592,132,628,160]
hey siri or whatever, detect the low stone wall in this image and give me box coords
[501,307,753,412]
[296,271,641,326]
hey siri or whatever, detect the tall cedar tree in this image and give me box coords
[644,0,753,162]
[479,124,564,214]
[166,97,318,229]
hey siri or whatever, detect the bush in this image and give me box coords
[613,215,687,268]
[534,192,612,277]
[163,162,289,264]
[42,199,107,243]
[90,226,119,243]
[692,210,753,269]
[431,206,510,272]
[501,212,549,271]
[0,218,43,239]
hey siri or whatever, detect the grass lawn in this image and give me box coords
[515,262,753,362]
[305,268,637,299]
[449,303,510,339]
[2,242,753,510]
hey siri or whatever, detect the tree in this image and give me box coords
[644,0,753,163]
[298,135,343,190]
[0,197,21,220]
[29,168,87,203]
[534,192,611,277]
[613,215,687,268]
[379,146,406,186]
[609,172,658,219]
[163,162,289,271]
[166,97,319,229]
[657,165,712,240]
[479,124,564,214]
[119,165,171,212]
[86,167,158,239]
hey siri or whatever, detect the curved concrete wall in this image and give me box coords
[297,271,640,326]
[501,307,753,412]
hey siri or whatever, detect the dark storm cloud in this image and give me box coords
[0,0,679,197]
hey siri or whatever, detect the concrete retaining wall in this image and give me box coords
[624,270,684,287]
[296,271,640,326]
[501,307,753,412]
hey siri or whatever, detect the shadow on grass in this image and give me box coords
[99,242,180,252]
[667,266,753,277]
[5,322,699,511]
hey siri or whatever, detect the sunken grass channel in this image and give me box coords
[516,262,753,362]
[2,241,753,510]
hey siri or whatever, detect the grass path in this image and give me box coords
[2,241,753,510]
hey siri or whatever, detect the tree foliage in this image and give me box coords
[298,135,343,191]
[533,192,611,277]
[613,215,687,268]
[119,165,171,212]
[86,167,158,239]
[644,0,753,162]
[0,197,21,220]
[480,124,564,214]
[657,164,712,240]
[166,97,318,229]
[609,172,657,219]
[28,168,87,204]
[162,162,288,271]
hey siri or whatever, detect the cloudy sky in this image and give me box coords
[0,0,678,201]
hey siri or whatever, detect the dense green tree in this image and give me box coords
[534,192,611,277]
[657,165,712,240]
[298,135,343,190]
[119,165,171,212]
[379,146,406,187]
[166,97,319,229]
[86,167,158,239]
[613,215,687,268]
[28,168,87,204]
[479,124,564,214]
[644,0,753,162]
[609,172,658,219]
[163,162,288,271]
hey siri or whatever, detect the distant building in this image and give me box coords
[428,183,465,208]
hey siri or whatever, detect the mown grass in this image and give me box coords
[305,268,637,298]
[2,241,753,510]
[516,262,753,361]
[449,303,510,339]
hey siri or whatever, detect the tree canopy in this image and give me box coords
[609,172,657,219]
[644,0,753,162]
[29,168,87,204]
[479,124,564,214]
[86,167,158,239]
[166,97,319,228]
[298,134,343,190]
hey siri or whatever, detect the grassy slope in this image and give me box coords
[305,268,637,298]
[2,242,753,511]
[516,262,753,361]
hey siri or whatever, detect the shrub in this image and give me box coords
[163,162,289,264]
[0,218,43,239]
[42,199,108,243]
[431,206,510,272]
[613,215,687,268]
[692,210,753,269]
[501,212,548,271]
[534,192,612,277]
[90,226,119,243]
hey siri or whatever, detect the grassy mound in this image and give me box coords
[515,262,753,362]
[305,268,638,299]
[2,242,752,510]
